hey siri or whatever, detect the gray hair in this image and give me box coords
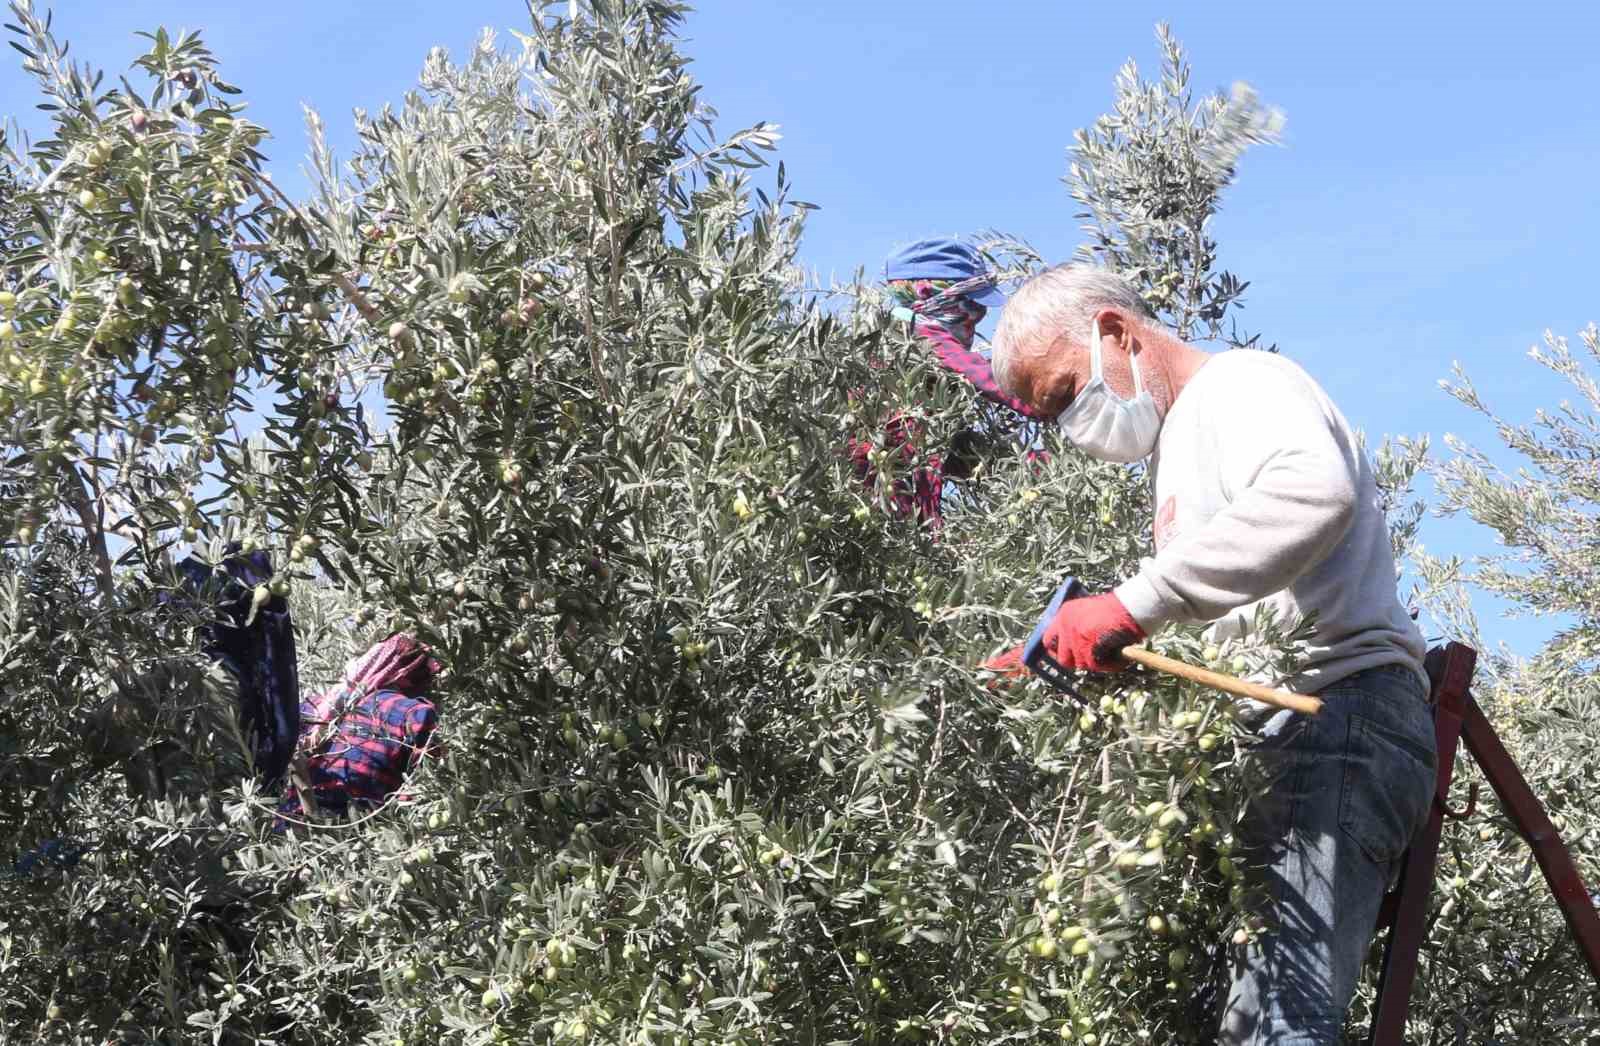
[991,263,1157,396]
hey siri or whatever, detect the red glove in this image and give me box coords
[979,644,1031,687]
[1042,591,1146,673]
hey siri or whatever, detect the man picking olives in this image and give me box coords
[987,262,1436,1045]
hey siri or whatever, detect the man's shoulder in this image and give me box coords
[1193,349,1327,401]
[1199,347,1309,378]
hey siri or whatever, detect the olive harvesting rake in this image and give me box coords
[1020,578,1600,1041]
[1021,576,1323,715]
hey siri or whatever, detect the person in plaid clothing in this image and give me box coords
[277,634,443,824]
[852,238,1051,525]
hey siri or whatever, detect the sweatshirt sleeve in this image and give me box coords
[1114,363,1360,632]
[916,321,1050,419]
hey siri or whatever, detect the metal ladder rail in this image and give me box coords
[1367,642,1600,1044]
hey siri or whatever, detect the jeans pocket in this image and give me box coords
[1338,709,1437,866]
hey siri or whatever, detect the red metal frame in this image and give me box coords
[1367,642,1600,1044]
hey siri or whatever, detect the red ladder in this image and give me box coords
[1367,642,1600,1043]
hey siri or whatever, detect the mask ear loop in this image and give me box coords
[1057,318,1104,429]
[1087,317,1105,384]
[1128,329,1146,397]
[1091,316,1145,400]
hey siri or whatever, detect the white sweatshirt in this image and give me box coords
[1112,350,1428,697]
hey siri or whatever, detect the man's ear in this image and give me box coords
[1093,307,1129,347]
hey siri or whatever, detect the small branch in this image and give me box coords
[1048,755,1086,854]
[603,161,626,378]
[913,688,948,817]
[56,516,144,542]
[62,462,115,602]
[236,168,381,323]
[580,205,613,403]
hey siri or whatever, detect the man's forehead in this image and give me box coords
[1013,336,1075,409]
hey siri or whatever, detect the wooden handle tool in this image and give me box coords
[1119,646,1323,716]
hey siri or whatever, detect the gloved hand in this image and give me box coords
[979,644,1031,686]
[1042,590,1145,673]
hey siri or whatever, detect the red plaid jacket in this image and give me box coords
[277,684,439,821]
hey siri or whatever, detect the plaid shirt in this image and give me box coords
[848,412,945,524]
[914,315,1049,421]
[850,281,1051,525]
[887,278,1050,421]
[277,683,439,821]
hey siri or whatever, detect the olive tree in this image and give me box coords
[12,5,1581,1046]
[1065,24,1283,351]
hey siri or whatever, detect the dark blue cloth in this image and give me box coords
[173,548,300,787]
[12,838,86,878]
[881,237,1008,307]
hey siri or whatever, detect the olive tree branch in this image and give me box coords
[235,167,381,324]
[61,461,115,602]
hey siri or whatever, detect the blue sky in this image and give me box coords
[4,1,1593,656]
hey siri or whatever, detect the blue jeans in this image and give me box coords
[1218,664,1437,1045]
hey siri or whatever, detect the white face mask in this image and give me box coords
[1055,318,1163,463]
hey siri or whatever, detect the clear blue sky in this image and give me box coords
[4,1,1593,657]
